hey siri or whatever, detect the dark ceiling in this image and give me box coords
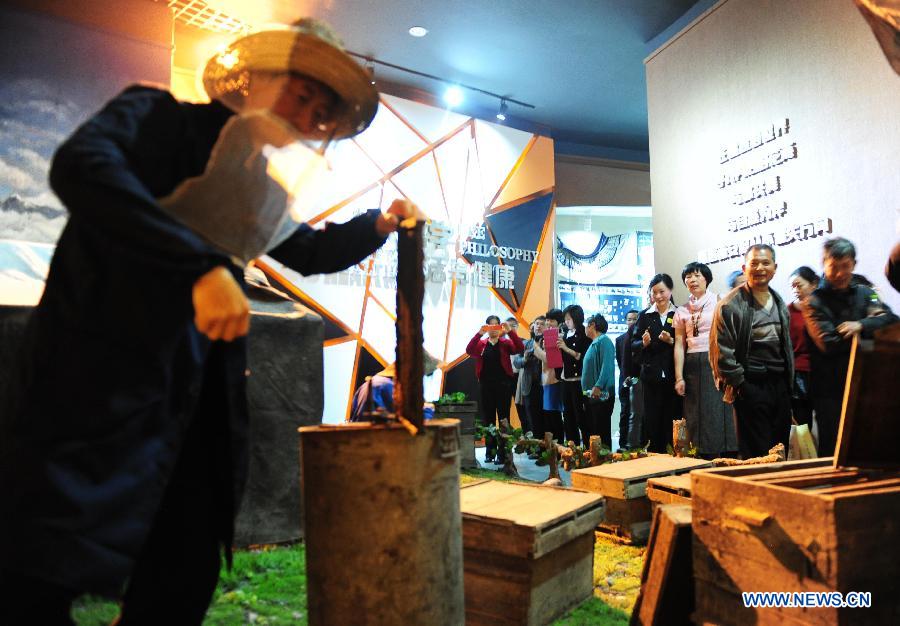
[203,0,710,161]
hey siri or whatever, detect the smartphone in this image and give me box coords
[486,324,502,332]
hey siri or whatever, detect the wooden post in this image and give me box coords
[394,219,425,431]
[545,432,561,481]
[590,435,603,466]
[498,418,519,477]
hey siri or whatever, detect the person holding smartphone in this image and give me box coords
[466,315,524,463]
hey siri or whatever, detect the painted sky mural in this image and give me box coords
[0,5,169,242]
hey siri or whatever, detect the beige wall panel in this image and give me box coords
[646,0,900,306]
[555,158,651,208]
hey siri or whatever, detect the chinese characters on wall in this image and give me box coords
[698,118,833,264]
[318,217,537,291]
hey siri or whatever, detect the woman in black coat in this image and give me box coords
[0,20,412,623]
[559,304,592,446]
[631,274,682,453]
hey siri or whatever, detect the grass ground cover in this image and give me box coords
[73,468,645,624]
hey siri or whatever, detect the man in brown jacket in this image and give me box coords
[709,244,794,459]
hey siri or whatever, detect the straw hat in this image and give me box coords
[202,18,378,138]
[376,351,443,378]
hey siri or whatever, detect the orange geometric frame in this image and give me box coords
[258,94,556,421]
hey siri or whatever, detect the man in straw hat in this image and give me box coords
[0,18,415,624]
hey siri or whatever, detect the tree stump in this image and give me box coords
[498,419,519,478]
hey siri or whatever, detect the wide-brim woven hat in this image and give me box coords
[203,18,379,138]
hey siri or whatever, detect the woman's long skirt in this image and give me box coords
[684,351,737,457]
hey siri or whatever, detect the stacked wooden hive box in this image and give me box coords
[691,329,900,625]
[433,400,478,468]
[571,454,711,544]
[459,480,604,625]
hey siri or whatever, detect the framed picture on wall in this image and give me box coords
[558,283,645,336]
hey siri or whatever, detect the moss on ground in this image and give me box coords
[459,466,525,484]
[74,472,645,625]
[551,534,645,624]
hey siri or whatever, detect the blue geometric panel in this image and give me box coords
[461,192,553,311]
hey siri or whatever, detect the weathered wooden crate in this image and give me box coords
[460,480,604,625]
[647,474,692,509]
[692,329,900,626]
[571,455,711,543]
[433,401,478,434]
[631,504,693,626]
[599,495,652,543]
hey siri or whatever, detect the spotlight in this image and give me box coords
[443,85,463,108]
[408,26,429,37]
[496,99,508,121]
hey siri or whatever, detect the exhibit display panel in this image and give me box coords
[263,93,556,422]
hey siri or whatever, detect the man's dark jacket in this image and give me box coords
[708,284,793,402]
[803,281,897,396]
[0,86,387,595]
[615,331,630,383]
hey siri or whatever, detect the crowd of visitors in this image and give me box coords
[469,237,897,461]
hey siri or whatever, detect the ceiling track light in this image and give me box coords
[345,51,536,114]
[496,99,508,121]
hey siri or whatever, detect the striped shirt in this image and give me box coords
[747,298,785,374]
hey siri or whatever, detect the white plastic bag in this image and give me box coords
[788,423,818,460]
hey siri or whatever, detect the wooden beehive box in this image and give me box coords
[460,480,604,626]
[647,474,692,509]
[433,401,478,434]
[692,329,900,626]
[571,455,712,543]
[433,403,478,467]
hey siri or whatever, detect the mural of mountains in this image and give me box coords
[0,194,67,243]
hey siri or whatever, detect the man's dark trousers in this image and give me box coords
[733,371,792,459]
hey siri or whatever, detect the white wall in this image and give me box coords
[555,156,651,208]
[646,0,900,308]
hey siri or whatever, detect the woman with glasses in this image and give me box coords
[673,262,737,458]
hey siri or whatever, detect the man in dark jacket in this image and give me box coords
[803,237,897,456]
[0,19,414,624]
[709,244,794,459]
[615,309,639,448]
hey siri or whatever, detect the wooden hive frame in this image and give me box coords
[631,504,693,626]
